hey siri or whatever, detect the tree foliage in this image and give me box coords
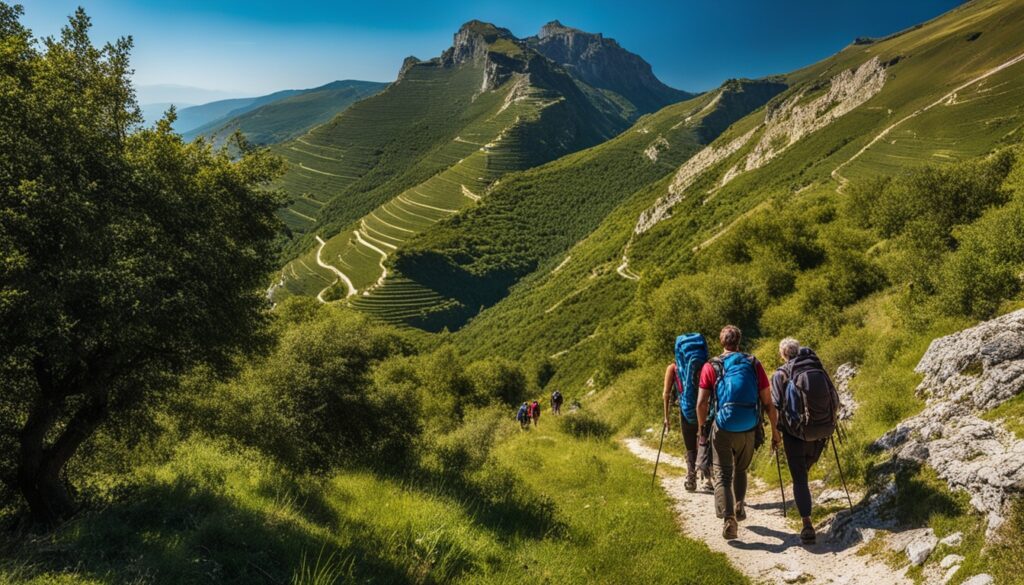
[0,4,283,523]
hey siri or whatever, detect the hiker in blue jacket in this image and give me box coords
[516,402,530,430]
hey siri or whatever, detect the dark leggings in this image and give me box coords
[782,432,826,518]
[681,418,698,477]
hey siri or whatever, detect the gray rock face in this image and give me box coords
[875,309,1024,536]
[835,362,859,420]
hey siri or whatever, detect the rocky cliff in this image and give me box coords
[526,20,691,115]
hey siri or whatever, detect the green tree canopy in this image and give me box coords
[0,3,284,524]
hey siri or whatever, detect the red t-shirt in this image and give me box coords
[699,354,770,391]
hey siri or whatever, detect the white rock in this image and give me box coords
[940,554,964,569]
[875,309,1024,537]
[961,575,994,585]
[939,532,963,547]
[941,564,961,585]
[906,533,938,566]
[781,570,805,583]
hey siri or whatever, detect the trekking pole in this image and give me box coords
[831,435,854,513]
[774,446,788,518]
[652,423,667,487]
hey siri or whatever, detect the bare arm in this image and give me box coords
[697,386,711,434]
[662,364,674,429]
[760,384,781,447]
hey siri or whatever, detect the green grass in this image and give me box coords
[0,426,744,585]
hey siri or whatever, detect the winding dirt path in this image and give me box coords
[623,438,909,585]
[315,235,356,301]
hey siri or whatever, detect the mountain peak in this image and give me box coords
[525,23,689,114]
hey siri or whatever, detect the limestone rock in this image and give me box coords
[835,363,859,420]
[875,309,1024,536]
[906,533,938,566]
[941,564,961,585]
[939,532,963,547]
[939,554,964,569]
[961,575,994,585]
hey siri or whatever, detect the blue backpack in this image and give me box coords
[673,333,708,424]
[710,353,760,432]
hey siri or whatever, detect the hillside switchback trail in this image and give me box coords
[624,438,910,585]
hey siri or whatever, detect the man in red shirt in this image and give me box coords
[697,325,780,540]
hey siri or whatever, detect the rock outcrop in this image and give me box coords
[876,309,1024,536]
[526,20,691,114]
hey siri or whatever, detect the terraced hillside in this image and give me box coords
[269,20,691,309]
[182,80,386,146]
[381,78,787,329]
[447,0,1024,369]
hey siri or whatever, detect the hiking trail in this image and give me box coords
[315,235,356,301]
[623,438,910,585]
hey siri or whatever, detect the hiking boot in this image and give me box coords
[735,501,746,522]
[703,477,714,491]
[684,475,697,492]
[800,525,816,545]
[722,517,738,540]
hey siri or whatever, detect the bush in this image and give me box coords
[465,358,528,405]
[560,411,613,440]
[193,306,419,472]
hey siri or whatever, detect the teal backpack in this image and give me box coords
[710,353,760,432]
[673,333,708,424]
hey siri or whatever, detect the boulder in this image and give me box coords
[961,575,994,585]
[905,532,938,566]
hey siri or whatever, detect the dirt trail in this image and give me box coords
[623,438,909,585]
[315,235,356,301]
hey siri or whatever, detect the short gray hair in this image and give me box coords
[779,337,800,360]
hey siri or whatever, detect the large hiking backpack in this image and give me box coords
[517,404,528,422]
[552,391,562,404]
[710,353,760,433]
[780,347,839,441]
[674,333,709,424]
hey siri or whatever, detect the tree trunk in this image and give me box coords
[18,390,108,526]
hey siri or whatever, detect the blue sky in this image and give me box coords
[22,0,963,104]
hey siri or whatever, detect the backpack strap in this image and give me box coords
[709,357,724,416]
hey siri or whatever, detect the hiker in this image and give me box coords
[697,324,780,540]
[517,402,530,430]
[771,338,840,545]
[663,333,708,492]
[530,399,541,426]
[551,390,564,415]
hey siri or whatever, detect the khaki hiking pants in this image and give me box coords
[711,426,755,520]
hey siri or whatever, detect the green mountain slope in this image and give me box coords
[448,0,1024,368]
[173,91,299,134]
[181,80,387,146]
[268,20,689,307]
[381,78,786,329]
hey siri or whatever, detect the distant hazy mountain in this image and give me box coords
[135,84,245,105]
[181,80,387,146]
[173,90,305,135]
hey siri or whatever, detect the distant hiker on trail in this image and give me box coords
[772,338,840,545]
[664,333,708,492]
[551,390,564,415]
[697,325,780,540]
[529,400,541,426]
[517,402,530,430]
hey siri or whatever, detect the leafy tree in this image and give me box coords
[0,5,284,524]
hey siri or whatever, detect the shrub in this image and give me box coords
[465,358,528,405]
[560,411,613,440]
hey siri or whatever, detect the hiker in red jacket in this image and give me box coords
[529,400,541,426]
[697,325,780,540]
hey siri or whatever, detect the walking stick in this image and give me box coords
[652,423,667,487]
[831,435,854,513]
[774,445,788,518]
